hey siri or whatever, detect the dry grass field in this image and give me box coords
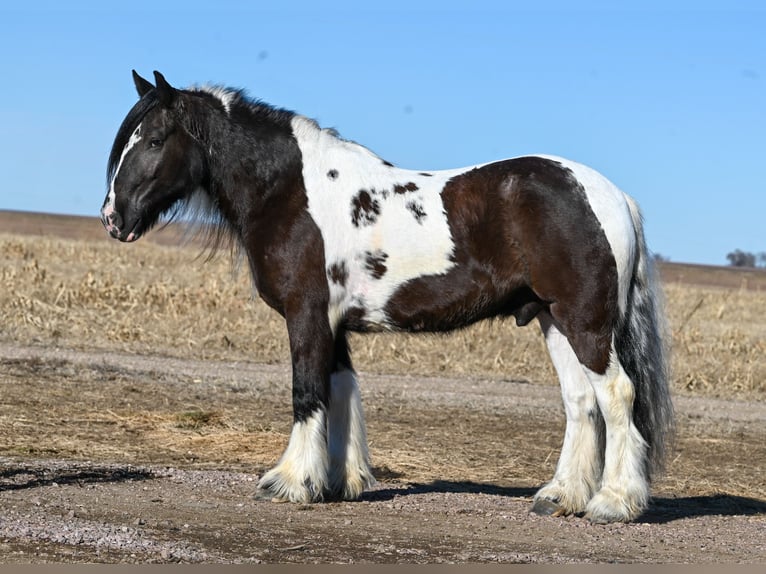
[2,211,764,401]
[0,210,764,563]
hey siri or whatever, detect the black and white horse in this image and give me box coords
[101,71,674,523]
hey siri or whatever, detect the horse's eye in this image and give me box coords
[149,138,164,148]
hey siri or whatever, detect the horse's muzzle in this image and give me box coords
[101,207,122,238]
[103,210,123,231]
[101,208,140,242]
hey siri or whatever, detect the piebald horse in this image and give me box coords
[101,71,673,523]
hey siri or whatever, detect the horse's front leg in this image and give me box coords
[326,332,376,500]
[257,304,334,503]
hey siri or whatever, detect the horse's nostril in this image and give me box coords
[109,211,124,229]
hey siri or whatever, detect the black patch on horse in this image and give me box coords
[327,261,349,286]
[327,169,339,180]
[364,250,389,279]
[351,190,381,227]
[406,200,427,224]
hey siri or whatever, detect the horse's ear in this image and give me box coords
[153,70,177,108]
[132,70,154,98]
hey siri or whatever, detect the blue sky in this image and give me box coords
[0,1,763,265]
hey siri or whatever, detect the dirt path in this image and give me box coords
[1,342,765,563]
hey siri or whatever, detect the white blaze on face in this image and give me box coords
[103,123,143,218]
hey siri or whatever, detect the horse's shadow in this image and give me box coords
[363,478,766,524]
[0,465,155,492]
[641,493,766,524]
[364,479,537,501]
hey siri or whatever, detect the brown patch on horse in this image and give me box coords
[242,178,331,318]
[498,157,618,374]
[393,182,419,194]
[384,157,619,376]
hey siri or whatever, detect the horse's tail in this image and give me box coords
[615,195,675,480]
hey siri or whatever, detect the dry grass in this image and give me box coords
[1,232,765,400]
[665,283,766,397]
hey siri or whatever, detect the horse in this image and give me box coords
[101,70,674,523]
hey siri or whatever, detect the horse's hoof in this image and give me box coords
[254,488,289,503]
[531,498,566,517]
[253,488,271,501]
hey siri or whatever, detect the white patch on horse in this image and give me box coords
[292,116,465,332]
[257,409,328,503]
[535,155,636,314]
[105,124,142,214]
[199,85,236,115]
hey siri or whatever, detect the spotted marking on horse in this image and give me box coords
[327,261,349,286]
[393,182,419,195]
[350,190,381,227]
[364,250,389,279]
[405,200,427,224]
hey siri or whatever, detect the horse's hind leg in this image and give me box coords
[534,294,649,522]
[583,350,649,523]
[532,312,604,516]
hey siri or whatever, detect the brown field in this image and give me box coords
[0,209,764,563]
[2,209,764,400]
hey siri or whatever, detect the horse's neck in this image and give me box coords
[198,107,302,232]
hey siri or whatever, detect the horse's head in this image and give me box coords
[101,71,207,242]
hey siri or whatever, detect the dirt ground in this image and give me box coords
[0,342,764,564]
[0,211,765,563]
